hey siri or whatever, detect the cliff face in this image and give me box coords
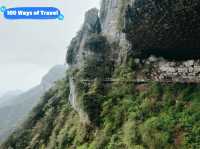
[100,0,123,40]
[2,0,200,149]
[100,0,200,57]
[67,9,101,123]
[67,0,130,121]
[67,0,200,123]
[124,0,200,53]
[66,8,100,68]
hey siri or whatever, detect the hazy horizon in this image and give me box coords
[0,0,100,96]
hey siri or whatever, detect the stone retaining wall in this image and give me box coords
[141,56,200,82]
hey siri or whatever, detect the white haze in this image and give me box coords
[0,0,100,96]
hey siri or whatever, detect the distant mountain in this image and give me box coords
[0,90,23,107]
[0,65,67,143]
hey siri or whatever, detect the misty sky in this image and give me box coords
[0,0,100,96]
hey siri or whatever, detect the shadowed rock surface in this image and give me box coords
[124,0,200,58]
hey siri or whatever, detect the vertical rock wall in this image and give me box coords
[67,8,101,123]
[100,0,131,63]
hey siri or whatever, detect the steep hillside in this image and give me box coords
[2,68,200,149]
[1,0,200,149]
[0,65,66,143]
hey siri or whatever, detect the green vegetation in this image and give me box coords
[2,62,200,149]
[66,46,76,65]
[1,78,72,149]
[117,0,129,31]
[2,1,200,148]
[72,34,113,125]
[85,34,108,54]
[66,36,81,65]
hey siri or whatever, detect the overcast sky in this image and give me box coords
[0,0,100,96]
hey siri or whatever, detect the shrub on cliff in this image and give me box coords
[79,57,112,80]
[66,37,80,65]
[81,93,102,126]
[84,34,109,54]
[118,0,129,31]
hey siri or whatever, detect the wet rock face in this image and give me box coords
[125,0,200,57]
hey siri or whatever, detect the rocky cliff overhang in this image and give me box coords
[124,0,200,58]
